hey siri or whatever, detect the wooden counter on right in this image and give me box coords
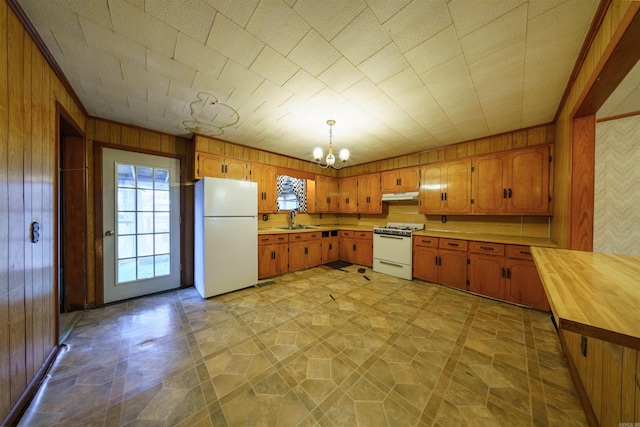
[531,247,640,427]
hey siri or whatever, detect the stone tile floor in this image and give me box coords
[19,265,587,426]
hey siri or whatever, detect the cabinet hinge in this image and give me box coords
[467,258,470,265]
[470,199,474,204]
[471,166,475,172]
[466,279,469,285]
[549,155,552,163]
[549,195,552,202]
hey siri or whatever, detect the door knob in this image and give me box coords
[105,230,115,236]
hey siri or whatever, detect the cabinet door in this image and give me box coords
[225,158,249,181]
[322,237,340,263]
[398,167,419,192]
[442,159,471,213]
[418,164,443,213]
[307,240,322,268]
[438,249,467,290]
[354,238,373,267]
[357,173,381,213]
[258,244,275,279]
[273,243,289,275]
[316,176,339,212]
[505,258,550,311]
[468,253,505,299]
[288,241,307,272]
[472,153,508,214]
[253,163,278,213]
[339,237,355,264]
[381,170,400,193]
[413,245,438,283]
[196,153,225,179]
[507,145,550,214]
[339,177,358,213]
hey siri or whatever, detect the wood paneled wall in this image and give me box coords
[85,119,193,306]
[0,3,84,422]
[552,0,639,248]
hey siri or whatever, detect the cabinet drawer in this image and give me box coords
[354,231,372,240]
[506,245,533,260]
[272,234,289,243]
[258,235,274,245]
[468,241,504,256]
[413,236,438,248]
[340,230,354,238]
[289,232,320,241]
[439,238,467,251]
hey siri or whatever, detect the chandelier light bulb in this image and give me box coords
[313,147,323,161]
[326,153,336,166]
[339,148,349,162]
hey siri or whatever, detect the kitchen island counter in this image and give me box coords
[531,247,640,349]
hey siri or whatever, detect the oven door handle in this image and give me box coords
[376,235,405,240]
[378,260,404,267]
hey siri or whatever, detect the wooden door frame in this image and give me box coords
[93,142,189,306]
[56,103,86,314]
[567,4,640,251]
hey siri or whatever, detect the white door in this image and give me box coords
[103,148,181,303]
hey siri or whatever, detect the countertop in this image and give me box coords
[531,247,640,350]
[258,225,556,248]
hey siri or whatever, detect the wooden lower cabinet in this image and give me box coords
[288,232,322,272]
[339,230,373,267]
[412,236,439,283]
[321,233,340,263]
[438,248,467,290]
[258,234,289,279]
[468,241,506,300]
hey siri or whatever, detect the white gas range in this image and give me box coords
[372,222,425,280]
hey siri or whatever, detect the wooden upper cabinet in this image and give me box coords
[315,175,339,212]
[472,145,551,215]
[357,173,382,213]
[252,163,278,213]
[380,167,419,193]
[339,176,358,213]
[419,159,471,214]
[195,152,250,181]
[508,145,550,214]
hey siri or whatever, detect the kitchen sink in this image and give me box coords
[275,225,316,230]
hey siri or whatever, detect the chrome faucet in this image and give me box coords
[288,209,297,229]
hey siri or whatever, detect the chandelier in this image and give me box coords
[313,120,349,169]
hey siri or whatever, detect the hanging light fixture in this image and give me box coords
[313,119,349,169]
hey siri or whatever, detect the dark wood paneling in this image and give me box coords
[570,115,595,251]
[0,1,10,418]
[8,9,27,406]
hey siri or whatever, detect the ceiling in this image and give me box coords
[16,0,605,166]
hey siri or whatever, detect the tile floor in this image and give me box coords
[19,265,587,426]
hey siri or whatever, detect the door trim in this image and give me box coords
[93,141,189,305]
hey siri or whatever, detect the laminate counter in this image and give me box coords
[531,247,640,350]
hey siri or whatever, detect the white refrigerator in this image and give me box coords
[194,177,258,298]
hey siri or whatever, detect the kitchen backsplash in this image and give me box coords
[595,115,640,256]
[259,203,550,238]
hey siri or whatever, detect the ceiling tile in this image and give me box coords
[330,8,392,65]
[246,0,310,56]
[383,0,451,53]
[108,0,178,58]
[293,0,367,41]
[206,12,264,68]
[287,30,341,77]
[341,79,383,105]
[147,50,197,85]
[460,4,527,65]
[145,0,215,44]
[405,25,462,75]
[448,0,525,38]
[173,33,226,76]
[357,43,408,84]
[79,16,146,66]
[250,46,300,86]
[364,0,412,23]
[203,0,259,27]
[282,70,326,100]
[378,68,423,99]
[318,58,365,93]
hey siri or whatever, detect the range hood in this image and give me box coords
[381,191,419,202]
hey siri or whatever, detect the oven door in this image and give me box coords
[373,234,412,264]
